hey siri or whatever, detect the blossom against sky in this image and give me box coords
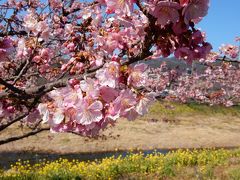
[197,0,240,51]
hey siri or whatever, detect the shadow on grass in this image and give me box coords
[1,146,239,170]
[0,149,170,170]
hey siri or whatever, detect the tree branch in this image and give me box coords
[216,57,240,63]
[0,30,27,37]
[13,59,30,84]
[0,78,32,99]
[0,113,29,132]
[0,64,104,100]
[0,127,50,145]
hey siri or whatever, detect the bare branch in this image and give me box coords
[0,127,50,145]
[0,30,27,37]
[0,113,29,132]
[12,59,30,84]
[0,78,32,99]
[216,57,240,63]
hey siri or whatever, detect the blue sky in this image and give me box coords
[197,0,240,51]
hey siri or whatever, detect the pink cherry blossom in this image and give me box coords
[127,63,148,88]
[149,1,181,26]
[65,24,74,36]
[55,86,83,107]
[174,47,193,62]
[38,104,65,126]
[0,102,3,117]
[49,0,62,10]
[96,61,120,88]
[105,0,135,16]
[99,86,119,103]
[0,37,13,61]
[23,10,38,32]
[25,109,41,124]
[172,21,189,35]
[40,48,52,60]
[193,42,212,60]
[16,38,29,58]
[38,103,50,123]
[108,89,137,120]
[80,78,100,98]
[220,44,239,59]
[183,0,209,24]
[38,87,83,126]
[23,10,50,40]
[75,98,103,125]
[96,32,124,54]
[135,93,156,116]
[36,21,50,40]
[191,30,204,45]
[97,0,106,4]
[52,108,65,125]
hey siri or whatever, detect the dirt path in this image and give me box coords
[2,115,240,153]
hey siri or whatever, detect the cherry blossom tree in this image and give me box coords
[0,0,235,145]
[146,38,240,107]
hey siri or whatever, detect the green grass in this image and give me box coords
[1,148,240,179]
[149,101,240,117]
[229,166,240,180]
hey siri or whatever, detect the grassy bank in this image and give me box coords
[1,148,240,179]
[149,101,240,118]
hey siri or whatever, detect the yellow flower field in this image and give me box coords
[1,148,240,179]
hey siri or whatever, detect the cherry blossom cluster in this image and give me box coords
[0,0,213,136]
[219,44,239,59]
[145,0,212,62]
[35,63,155,135]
